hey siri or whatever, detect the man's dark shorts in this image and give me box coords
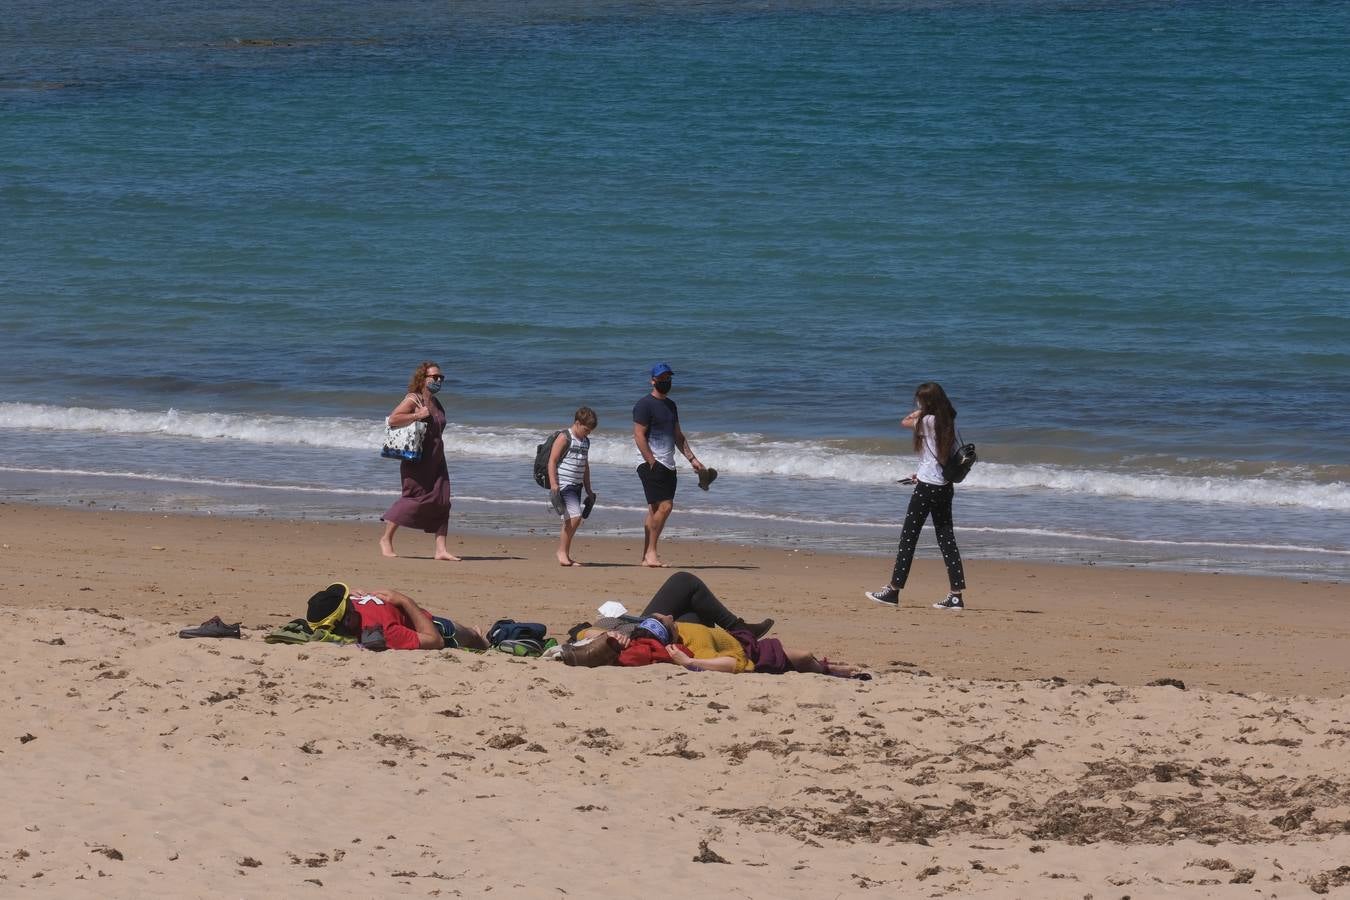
[431,616,459,649]
[637,462,677,505]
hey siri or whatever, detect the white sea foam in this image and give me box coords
[3,402,1348,511]
[0,466,391,496]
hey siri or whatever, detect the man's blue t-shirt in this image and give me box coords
[633,394,679,470]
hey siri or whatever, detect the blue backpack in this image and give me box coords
[486,619,549,646]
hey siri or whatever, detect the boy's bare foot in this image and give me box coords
[434,551,461,561]
[379,539,398,558]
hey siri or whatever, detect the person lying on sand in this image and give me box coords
[306,583,489,651]
[567,571,773,642]
[564,612,865,679]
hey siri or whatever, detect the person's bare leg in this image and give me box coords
[558,516,583,566]
[642,500,673,567]
[433,524,460,561]
[785,649,858,677]
[454,624,490,651]
[379,520,399,558]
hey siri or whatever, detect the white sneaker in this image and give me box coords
[932,593,965,610]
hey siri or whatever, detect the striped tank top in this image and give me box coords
[556,429,590,486]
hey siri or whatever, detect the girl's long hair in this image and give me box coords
[912,382,957,461]
[407,361,440,394]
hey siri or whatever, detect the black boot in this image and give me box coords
[732,618,774,639]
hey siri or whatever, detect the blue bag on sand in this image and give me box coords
[494,638,558,657]
[486,619,548,646]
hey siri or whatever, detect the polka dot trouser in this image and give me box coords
[889,481,966,592]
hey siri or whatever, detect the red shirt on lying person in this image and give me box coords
[616,636,694,667]
[348,592,434,651]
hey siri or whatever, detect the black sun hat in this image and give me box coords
[306,582,350,629]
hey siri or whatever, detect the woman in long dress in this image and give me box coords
[379,361,458,561]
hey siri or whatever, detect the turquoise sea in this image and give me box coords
[2,0,1347,579]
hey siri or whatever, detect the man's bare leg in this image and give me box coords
[454,624,490,651]
[433,524,461,561]
[642,500,674,567]
[379,521,399,558]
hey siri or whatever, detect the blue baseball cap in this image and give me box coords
[649,362,673,378]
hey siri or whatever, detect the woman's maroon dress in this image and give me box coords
[382,397,451,532]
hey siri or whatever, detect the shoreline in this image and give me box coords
[4,502,1347,697]
[5,464,1346,583]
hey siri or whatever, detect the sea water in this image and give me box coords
[2,0,1347,579]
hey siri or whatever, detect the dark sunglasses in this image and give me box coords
[427,374,445,382]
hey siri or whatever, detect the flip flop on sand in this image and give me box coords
[178,616,241,639]
[697,467,718,491]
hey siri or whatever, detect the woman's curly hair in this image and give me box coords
[407,361,441,394]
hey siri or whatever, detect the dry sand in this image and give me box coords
[2,505,1348,897]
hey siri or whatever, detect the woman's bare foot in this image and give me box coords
[816,658,863,678]
[641,556,669,568]
[434,551,461,561]
[557,552,583,567]
[379,539,398,558]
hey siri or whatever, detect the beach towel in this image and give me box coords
[263,619,355,645]
[264,620,313,644]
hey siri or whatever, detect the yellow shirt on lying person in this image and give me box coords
[672,622,754,673]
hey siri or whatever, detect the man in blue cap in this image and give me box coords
[632,362,707,567]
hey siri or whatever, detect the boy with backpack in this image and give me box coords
[546,406,598,567]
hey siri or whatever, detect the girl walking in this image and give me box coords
[865,382,968,610]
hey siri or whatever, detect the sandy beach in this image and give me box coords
[3,504,1348,896]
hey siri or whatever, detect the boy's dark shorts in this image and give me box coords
[637,462,677,504]
[431,616,459,649]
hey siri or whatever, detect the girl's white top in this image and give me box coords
[916,415,948,486]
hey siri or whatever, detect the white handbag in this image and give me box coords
[381,396,428,461]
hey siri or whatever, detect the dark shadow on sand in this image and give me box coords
[397,554,526,562]
[554,562,759,570]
